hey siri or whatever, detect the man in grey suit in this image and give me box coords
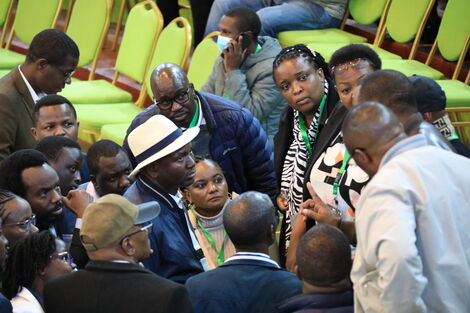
[0,29,79,161]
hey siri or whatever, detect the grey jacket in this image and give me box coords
[201,36,286,144]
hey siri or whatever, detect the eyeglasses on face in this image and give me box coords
[119,222,153,243]
[54,66,75,80]
[50,251,73,264]
[2,214,36,232]
[156,88,190,110]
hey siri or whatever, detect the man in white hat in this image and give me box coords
[124,115,208,283]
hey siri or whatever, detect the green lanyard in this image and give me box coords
[332,150,350,196]
[188,98,200,128]
[298,94,327,156]
[190,208,226,265]
[448,132,459,141]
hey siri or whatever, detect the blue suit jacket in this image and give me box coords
[185,257,302,313]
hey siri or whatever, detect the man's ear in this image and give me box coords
[422,112,433,123]
[36,58,49,71]
[354,148,371,164]
[120,237,135,256]
[31,127,38,140]
[143,162,159,180]
[76,120,80,129]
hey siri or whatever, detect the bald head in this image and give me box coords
[342,102,406,176]
[296,224,351,287]
[357,70,417,117]
[150,63,196,128]
[223,191,276,249]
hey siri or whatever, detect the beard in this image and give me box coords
[36,202,64,231]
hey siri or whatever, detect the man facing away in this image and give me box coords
[44,194,194,313]
[125,115,207,283]
[202,7,286,144]
[123,63,277,201]
[185,191,302,313]
[343,102,470,313]
[0,29,79,161]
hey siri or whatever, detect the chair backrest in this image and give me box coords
[144,17,192,100]
[114,1,163,85]
[66,0,110,79]
[187,32,220,90]
[6,0,63,48]
[0,0,14,46]
[349,0,389,25]
[0,0,12,27]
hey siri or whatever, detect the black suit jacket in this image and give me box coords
[44,260,194,313]
[0,67,37,162]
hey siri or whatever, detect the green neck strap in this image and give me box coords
[332,150,351,196]
[190,207,226,265]
[254,43,262,54]
[189,97,200,128]
[298,94,327,156]
[448,132,459,141]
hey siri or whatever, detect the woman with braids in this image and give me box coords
[3,231,72,313]
[181,157,236,269]
[0,189,38,245]
[272,44,339,265]
[286,44,382,270]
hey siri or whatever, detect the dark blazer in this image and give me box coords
[276,290,354,313]
[44,260,194,313]
[185,257,302,313]
[123,91,277,200]
[0,67,37,162]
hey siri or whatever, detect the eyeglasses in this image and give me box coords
[331,58,371,76]
[50,251,73,264]
[119,223,153,243]
[2,214,36,232]
[54,66,75,80]
[156,89,190,110]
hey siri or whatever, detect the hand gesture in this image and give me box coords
[223,35,248,72]
[300,183,341,227]
[63,190,94,218]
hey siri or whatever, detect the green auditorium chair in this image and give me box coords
[0,0,14,46]
[307,0,436,63]
[187,31,220,90]
[65,0,110,81]
[277,0,390,47]
[99,123,129,145]
[59,0,163,104]
[383,0,470,80]
[76,16,192,143]
[0,0,63,70]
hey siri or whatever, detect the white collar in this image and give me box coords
[169,192,184,209]
[224,252,280,268]
[85,182,100,201]
[18,65,46,103]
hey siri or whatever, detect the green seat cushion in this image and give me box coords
[100,123,130,145]
[0,69,11,79]
[307,43,402,62]
[436,80,470,108]
[382,59,445,80]
[76,102,142,131]
[0,49,25,69]
[59,79,133,104]
[277,29,368,47]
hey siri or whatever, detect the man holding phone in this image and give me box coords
[201,7,286,145]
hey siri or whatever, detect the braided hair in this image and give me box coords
[273,44,331,80]
[0,189,17,225]
[2,231,56,299]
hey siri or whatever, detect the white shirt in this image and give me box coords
[18,66,46,103]
[11,287,44,313]
[352,135,470,313]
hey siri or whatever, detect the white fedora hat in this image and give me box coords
[128,115,200,177]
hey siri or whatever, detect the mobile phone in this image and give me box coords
[239,32,252,51]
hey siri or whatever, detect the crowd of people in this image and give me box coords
[0,1,469,313]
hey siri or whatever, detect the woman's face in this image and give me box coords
[2,198,38,245]
[43,249,73,282]
[333,60,374,110]
[184,160,229,217]
[274,57,325,116]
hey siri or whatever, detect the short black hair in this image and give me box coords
[0,189,18,224]
[224,7,262,38]
[33,95,77,125]
[224,191,276,247]
[26,29,79,66]
[273,44,331,80]
[36,136,81,163]
[87,140,126,175]
[2,231,56,299]
[0,149,48,198]
[329,44,382,76]
[358,69,418,115]
[297,224,352,286]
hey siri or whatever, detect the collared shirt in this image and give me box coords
[18,66,46,103]
[85,182,100,201]
[181,94,206,130]
[352,134,470,313]
[224,252,280,268]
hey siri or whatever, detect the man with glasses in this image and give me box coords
[123,63,277,201]
[44,194,194,313]
[0,29,79,162]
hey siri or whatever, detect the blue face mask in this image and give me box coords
[217,35,232,52]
